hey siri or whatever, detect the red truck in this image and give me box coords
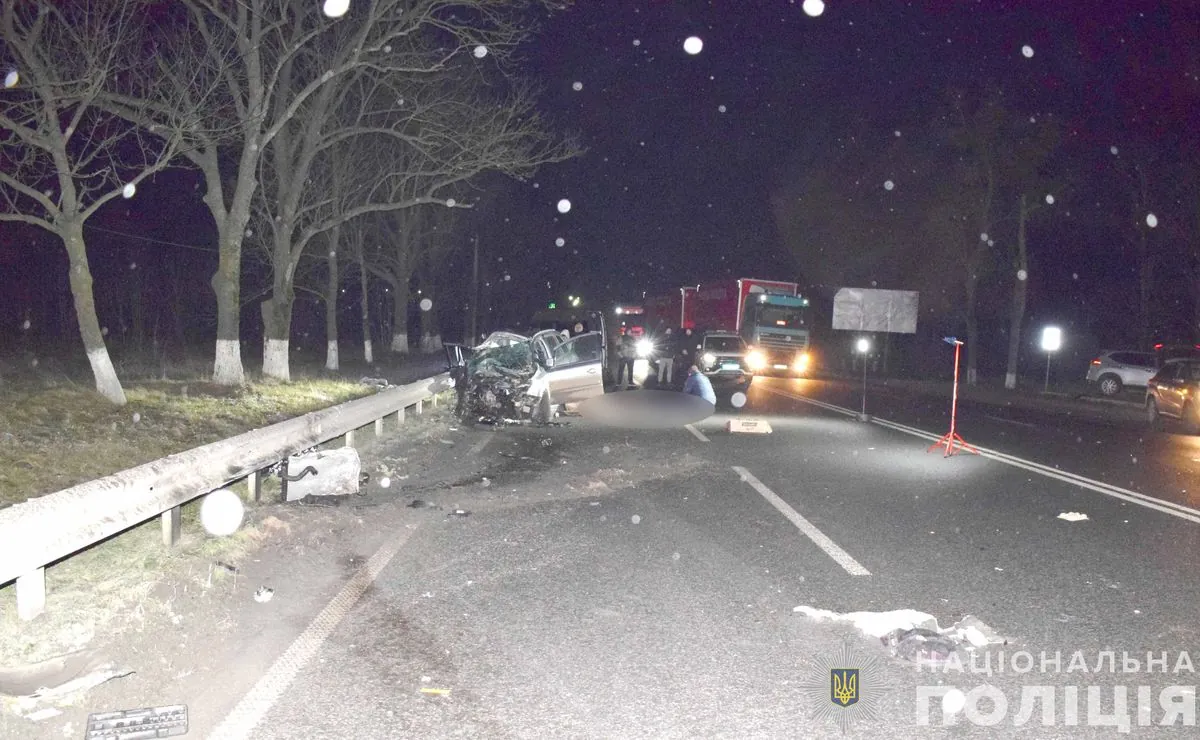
[643,278,813,376]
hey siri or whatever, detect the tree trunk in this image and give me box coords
[211,221,247,385]
[130,256,144,351]
[358,249,373,364]
[420,293,442,351]
[260,281,294,381]
[1005,194,1030,390]
[63,221,127,405]
[390,278,409,354]
[325,233,340,371]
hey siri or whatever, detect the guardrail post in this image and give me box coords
[162,506,181,547]
[396,407,405,424]
[345,429,356,448]
[431,394,438,408]
[246,470,263,503]
[415,399,424,416]
[374,417,384,437]
[16,568,46,621]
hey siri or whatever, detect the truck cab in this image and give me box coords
[741,292,811,376]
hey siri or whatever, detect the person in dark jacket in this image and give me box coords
[617,332,637,388]
[683,364,716,405]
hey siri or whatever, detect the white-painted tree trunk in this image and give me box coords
[213,340,243,385]
[1004,371,1017,390]
[87,348,127,406]
[363,339,374,365]
[263,339,290,381]
[390,332,408,354]
[325,340,339,371]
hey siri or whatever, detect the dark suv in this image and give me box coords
[1146,359,1200,433]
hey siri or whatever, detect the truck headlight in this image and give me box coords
[702,352,716,367]
[636,338,654,358]
[793,352,810,372]
[745,349,767,371]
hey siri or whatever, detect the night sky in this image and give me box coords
[485,0,1200,351]
[4,0,1199,367]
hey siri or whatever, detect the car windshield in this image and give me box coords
[706,336,745,353]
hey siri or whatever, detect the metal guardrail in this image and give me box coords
[0,372,452,621]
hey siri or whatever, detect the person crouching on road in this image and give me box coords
[683,364,716,405]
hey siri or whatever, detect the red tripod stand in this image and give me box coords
[928,338,979,457]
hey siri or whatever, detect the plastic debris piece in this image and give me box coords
[420,688,451,695]
[449,509,471,517]
[254,587,274,603]
[1057,511,1089,522]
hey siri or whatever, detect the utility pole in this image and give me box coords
[468,234,479,342]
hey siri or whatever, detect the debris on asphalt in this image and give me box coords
[881,628,959,666]
[793,605,1007,665]
[438,439,455,445]
[449,508,471,517]
[1057,511,1089,522]
[540,438,553,447]
[0,648,133,700]
[24,707,61,721]
[253,587,274,603]
[419,688,451,696]
[481,477,491,487]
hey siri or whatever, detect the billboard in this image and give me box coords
[831,288,919,334]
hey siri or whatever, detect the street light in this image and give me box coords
[1041,326,1062,393]
[856,337,871,421]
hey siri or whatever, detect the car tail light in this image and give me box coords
[1090,358,1101,365]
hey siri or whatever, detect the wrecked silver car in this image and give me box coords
[445,330,605,425]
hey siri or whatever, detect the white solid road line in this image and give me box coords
[733,466,871,576]
[208,526,416,740]
[685,423,710,442]
[762,385,1200,526]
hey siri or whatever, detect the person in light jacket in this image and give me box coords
[682,364,716,405]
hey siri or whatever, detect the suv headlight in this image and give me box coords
[702,352,716,367]
[745,349,767,371]
[636,338,654,358]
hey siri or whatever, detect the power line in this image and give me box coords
[84,223,219,254]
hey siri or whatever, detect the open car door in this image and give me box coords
[530,332,606,407]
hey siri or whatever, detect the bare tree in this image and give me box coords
[258,65,581,378]
[0,1,181,404]
[105,0,567,384]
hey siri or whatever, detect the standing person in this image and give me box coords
[676,328,697,384]
[683,364,717,405]
[617,331,636,388]
[657,328,676,385]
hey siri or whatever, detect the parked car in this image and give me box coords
[692,331,755,393]
[1146,359,1200,433]
[1086,350,1157,396]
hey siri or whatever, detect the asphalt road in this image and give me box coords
[209,377,1200,739]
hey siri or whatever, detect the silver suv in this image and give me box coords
[1086,350,1157,396]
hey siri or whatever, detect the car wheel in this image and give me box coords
[1184,402,1200,435]
[1098,374,1122,396]
[1147,398,1164,430]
